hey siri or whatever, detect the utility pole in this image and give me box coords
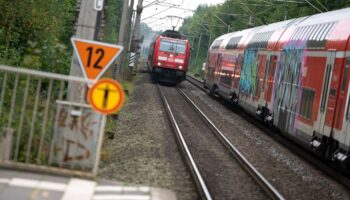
[123,0,135,80]
[132,0,144,72]
[194,34,202,69]
[68,0,99,101]
[114,0,130,79]
[208,31,212,48]
[248,16,254,28]
[284,11,288,20]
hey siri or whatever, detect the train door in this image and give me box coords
[316,50,336,136]
[216,53,223,83]
[343,59,350,149]
[259,55,270,104]
[264,55,277,102]
[345,91,350,147]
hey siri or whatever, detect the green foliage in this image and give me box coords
[180,0,350,77]
[103,0,123,43]
[0,0,76,74]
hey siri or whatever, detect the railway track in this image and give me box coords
[157,83,285,200]
[185,74,350,190]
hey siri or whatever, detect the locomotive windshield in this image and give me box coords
[159,39,186,54]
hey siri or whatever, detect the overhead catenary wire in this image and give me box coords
[141,6,175,21]
[304,0,323,12]
[234,0,265,25]
[314,0,328,11]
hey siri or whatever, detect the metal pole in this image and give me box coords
[194,34,202,70]
[114,0,130,79]
[133,0,143,71]
[208,31,212,48]
[68,0,99,101]
[123,0,135,80]
[284,11,288,20]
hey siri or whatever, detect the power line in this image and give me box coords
[235,0,265,25]
[314,0,328,11]
[141,6,175,21]
[304,0,323,12]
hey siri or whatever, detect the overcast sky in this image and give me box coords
[141,0,225,31]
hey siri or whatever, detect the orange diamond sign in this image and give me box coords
[71,38,123,83]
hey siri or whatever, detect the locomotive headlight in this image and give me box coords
[169,54,174,57]
[157,62,161,66]
[179,65,183,69]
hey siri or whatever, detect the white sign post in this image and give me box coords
[94,0,104,11]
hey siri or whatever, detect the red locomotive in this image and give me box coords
[204,8,350,172]
[148,30,191,83]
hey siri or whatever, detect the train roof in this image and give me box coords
[210,7,350,51]
[160,30,187,39]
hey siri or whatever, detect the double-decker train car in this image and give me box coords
[148,30,191,83]
[204,8,350,171]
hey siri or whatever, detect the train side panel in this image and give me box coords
[205,8,350,169]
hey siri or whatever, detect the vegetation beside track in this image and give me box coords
[180,0,350,77]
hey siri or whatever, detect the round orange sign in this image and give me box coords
[88,78,125,114]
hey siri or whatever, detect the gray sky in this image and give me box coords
[141,0,225,31]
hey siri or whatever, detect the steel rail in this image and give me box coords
[157,84,213,200]
[186,74,350,190]
[186,75,206,92]
[177,86,285,200]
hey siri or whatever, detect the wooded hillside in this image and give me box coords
[179,0,350,77]
[0,0,122,74]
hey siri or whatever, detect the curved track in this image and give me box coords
[157,83,285,200]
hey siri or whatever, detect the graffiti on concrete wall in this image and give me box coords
[50,101,103,170]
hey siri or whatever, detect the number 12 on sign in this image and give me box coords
[86,47,104,69]
[71,38,123,84]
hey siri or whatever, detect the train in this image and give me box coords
[148,30,191,83]
[204,8,350,172]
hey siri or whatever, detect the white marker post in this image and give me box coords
[94,0,104,11]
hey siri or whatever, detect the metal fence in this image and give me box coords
[0,65,106,178]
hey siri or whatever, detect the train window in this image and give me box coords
[226,36,242,49]
[304,26,316,41]
[296,27,307,41]
[159,39,186,54]
[212,39,223,49]
[291,22,336,49]
[290,28,299,41]
[294,27,303,40]
[247,31,273,49]
[300,26,311,41]
[320,64,332,112]
[262,59,270,90]
[299,88,315,120]
[321,23,336,47]
[219,70,232,85]
[308,25,321,48]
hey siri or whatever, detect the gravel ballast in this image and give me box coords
[180,80,350,200]
[161,85,268,200]
[98,72,197,200]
